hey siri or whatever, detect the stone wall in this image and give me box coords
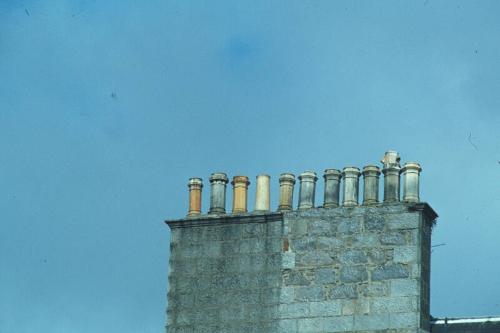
[165,203,436,333]
[278,204,434,333]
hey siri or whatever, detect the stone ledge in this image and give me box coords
[166,212,283,228]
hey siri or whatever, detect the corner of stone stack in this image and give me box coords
[279,203,436,333]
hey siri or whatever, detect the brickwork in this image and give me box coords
[165,203,436,333]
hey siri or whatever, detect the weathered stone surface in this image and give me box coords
[165,203,434,332]
[315,268,337,284]
[339,249,368,264]
[340,266,369,283]
[372,264,410,281]
[284,270,310,286]
[329,284,358,299]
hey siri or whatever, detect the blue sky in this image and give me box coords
[1,1,499,332]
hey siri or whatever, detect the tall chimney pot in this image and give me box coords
[342,167,361,206]
[187,177,203,216]
[231,176,250,213]
[381,150,401,203]
[298,171,318,210]
[254,174,270,211]
[323,169,342,208]
[278,173,295,211]
[208,172,228,214]
[401,162,422,203]
[362,165,381,205]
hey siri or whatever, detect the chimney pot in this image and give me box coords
[323,169,342,208]
[298,171,318,210]
[381,151,401,203]
[187,177,203,216]
[231,176,250,213]
[208,172,228,214]
[401,162,422,203]
[362,165,381,205]
[278,173,295,211]
[342,167,361,206]
[254,174,271,212]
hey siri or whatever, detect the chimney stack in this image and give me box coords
[298,171,318,209]
[381,150,401,203]
[362,165,381,205]
[208,173,228,214]
[323,169,342,208]
[342,167,361,206]
[187,177,203,216]
[231,176,250,213]
[401,162,422,203]
[278,173,295,212]
[254,174,270,211]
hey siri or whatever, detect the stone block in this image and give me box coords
[277,319,297,332]
[329,284,358,299]
[339,249,367,264]
[386,213,419,230]
[315,268,337,284]
[297,318,323,332]
[309,300,342,317]
[282,252,296,269]
[280,286,295,304]
[284,270,310,286]
[380,232,406,245]
[292,237,316,252]
[371,264,410,281]
[337,217,362,234]
[323,315,354,332]
[340,266,368,283]
[316,236,344,249]
[295,286,325,301]
[393,247,418,263]
[279,302,309,318]
[358,282,388,297]
[389,312,419,328]
[363,214,385,231]
[371,297,416,313]
[309,220,335,236]
[367,249,386,264]
[297,251,335,267]
[390,279,419,297]
[353,313,389,330]
[290,219,307,237]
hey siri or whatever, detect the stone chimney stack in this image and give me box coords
[169,151,437,333]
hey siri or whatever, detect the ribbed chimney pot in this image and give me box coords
[187,177,203,216]
[254,174,270,211]
[381,151,401,203]
[208,172,228,214]
[362,165,381,205]
[298,171,318,210]
[401,162,422,203]
[323,169,342,208]
[278,173,295,211]
[231,176,250,213]
[342,167,361,206]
